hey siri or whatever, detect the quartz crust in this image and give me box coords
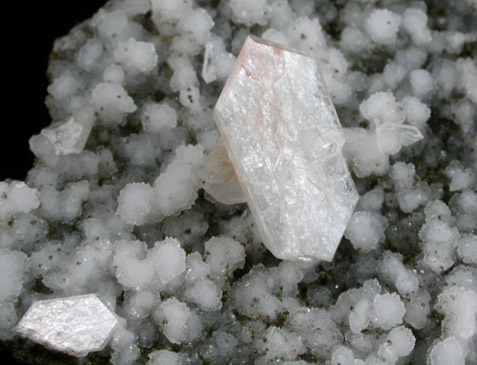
[214,36,358,261]
[16,294,118,357]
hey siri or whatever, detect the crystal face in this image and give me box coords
[16,294,118,357]
[200,137,247,205]
[41,117,92,155]
[214,36,358,261]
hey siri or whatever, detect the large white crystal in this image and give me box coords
[214,36,358,261]
[16,294,118,357]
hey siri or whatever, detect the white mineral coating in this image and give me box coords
[0,249,27,302]
[331,346,364,365]
[428,337,467,365]
[214,35,358,262]
[16,294,118,357]
[345,211,388,253]
[148,349,184,365]
[154,298,191,344]
[113,38,158,75]
[404,290,431,330]
[41,117,92,155]
[90,82,136,125]
[377,326,415,363]
[365,9,402,45]
[378,251,419,297]
[259,326,305,361]
[436,286,477,340]
[458,233,477,264]
[0,181,39,220]
[141,102,178,133]
[182,279,222,311]
[370,293,406,330]
[402,8,433,46]
[410,69,435,98]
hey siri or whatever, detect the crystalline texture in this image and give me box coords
[214,36,358,261]
[16,294,118,357]
[41,117,92,155]
[200,137,246,205]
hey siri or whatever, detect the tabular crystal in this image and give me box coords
[41,117,92,155]
[200,137,247,205]
[16,294,118,357]
[214,36,358,261]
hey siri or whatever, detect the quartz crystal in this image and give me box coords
[214,36,358,261]
[16,294,118,357]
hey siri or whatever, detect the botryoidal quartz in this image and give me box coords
[16,294,118,357]
[213,36,358,262]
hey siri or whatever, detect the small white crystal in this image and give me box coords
[202,41,217,83]
[41,117,92,155]
[376,122,424,155]
[16,294,118,357]
[214,36,358,261]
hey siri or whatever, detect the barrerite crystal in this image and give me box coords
[213,36,358,261]
[16,294,118,357]
[41,117,92,155]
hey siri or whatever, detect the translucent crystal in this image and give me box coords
[41,117,92,155]
[16,294,118,357]
[202,41,217,83]
[214,36,358,261]
[200,137,246,205]
[376,122,424,155]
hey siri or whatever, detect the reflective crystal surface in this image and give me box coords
[41,117,92,155]
[200,137,246,205]
[376,121,424,155]
[214,36,358,261]
[16,294,118,357]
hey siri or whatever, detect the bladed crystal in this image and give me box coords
[16,294,118,357]
[214,36,358,261]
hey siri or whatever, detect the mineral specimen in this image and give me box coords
[3,0,477,363]
[16,294,118,357]
[214,35,358,261]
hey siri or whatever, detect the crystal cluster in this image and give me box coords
[214,36,358,261]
